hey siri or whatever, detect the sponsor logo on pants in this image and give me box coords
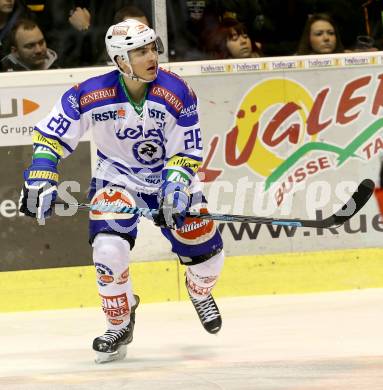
[172,207,216,244]
[186,278,213,297]
[100,293,130,325]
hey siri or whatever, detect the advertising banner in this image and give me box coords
[183,56,383,256]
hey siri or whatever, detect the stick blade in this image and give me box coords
[328,178,375,227]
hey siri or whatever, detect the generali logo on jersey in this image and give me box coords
[79,87,117,108]
[0,98,40,118]
[151,85,183,113]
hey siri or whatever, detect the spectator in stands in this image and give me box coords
[114,5,150,25]
[0,18,58,71]
[0,0,27,59]
[297,13,344,55]
[205,18,263,59]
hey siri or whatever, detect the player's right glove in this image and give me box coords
[154,181,190,229]
[19,158,59,222]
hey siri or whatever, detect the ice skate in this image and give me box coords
[93,295,139,363]
[186,282,222,334]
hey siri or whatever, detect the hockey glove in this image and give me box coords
[20,158,59,223]
[155,181,190,229]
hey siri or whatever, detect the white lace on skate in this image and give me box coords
[100,328,127,344]
[190,294,220,324]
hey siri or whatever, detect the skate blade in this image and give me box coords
[94,345,127,364]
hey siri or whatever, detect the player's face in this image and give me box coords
[0,0,14,14]
[226,28,252,58]
[13,26,48,69]
[128,42,158,81]
[309,20,336,54]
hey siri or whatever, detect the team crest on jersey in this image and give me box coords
[132,139,165,165]
[172,207,216,244]
[90,187,136,220]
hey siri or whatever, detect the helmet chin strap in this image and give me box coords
[118,60,157,83]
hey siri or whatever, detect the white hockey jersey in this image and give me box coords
[32,68,203,194]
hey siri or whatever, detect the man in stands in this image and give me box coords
[0,18,58,71]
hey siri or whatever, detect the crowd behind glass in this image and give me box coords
[0,0,381,72]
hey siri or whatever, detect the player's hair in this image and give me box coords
[114,5,148,24]
[9,18,40,47]
[297,13,344,55]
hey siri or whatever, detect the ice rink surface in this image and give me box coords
[1,289,383,390]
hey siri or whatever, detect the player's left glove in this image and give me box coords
[19,158,59,223]
[154,181,190,229]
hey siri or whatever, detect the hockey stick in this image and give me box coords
[55,179,374,229]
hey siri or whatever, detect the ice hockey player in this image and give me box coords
[20,19,225,363]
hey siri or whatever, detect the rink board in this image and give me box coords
[1,248,383,312]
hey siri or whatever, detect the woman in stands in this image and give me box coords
[297,13,344,55]
[205,17,263,59]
